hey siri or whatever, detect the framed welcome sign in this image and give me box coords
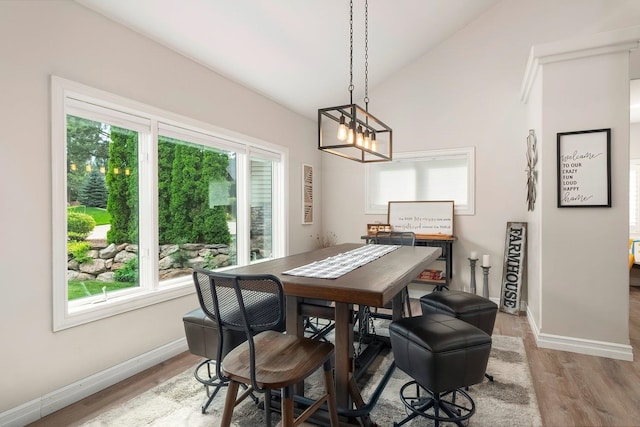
[557,128,611,208]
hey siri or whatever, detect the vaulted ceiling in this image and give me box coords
[75,0,500,119]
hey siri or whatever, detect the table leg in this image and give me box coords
[333,302,353,410]
[285,295,303,335]
[391,292,403,321]
[286,295,305,396]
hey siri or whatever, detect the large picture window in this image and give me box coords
[365,147,475,215]
[52,77,286,330]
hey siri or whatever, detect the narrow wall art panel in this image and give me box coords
[302,164,313,224]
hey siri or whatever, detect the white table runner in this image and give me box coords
[282,244,400,279]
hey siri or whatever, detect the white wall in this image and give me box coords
[0,0,321,415]
[524,74,543,329]
[321,0,640,354]
[538,50,631,346]
[631,122,640,158]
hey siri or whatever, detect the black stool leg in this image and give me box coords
[394,408,423,426]
[201,382,224,413]
[433,393,441,427]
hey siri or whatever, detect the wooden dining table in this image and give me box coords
[221,243,442,423]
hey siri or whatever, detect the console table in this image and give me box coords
[361,234,455,289]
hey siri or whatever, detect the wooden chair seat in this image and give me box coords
[223,330,334,389]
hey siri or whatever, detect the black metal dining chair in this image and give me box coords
[193,268,339,426]
[190,269,287,413]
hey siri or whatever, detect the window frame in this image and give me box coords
[364,147,476,215]
[630,159,640,234]
[248,148,285,261]
[51,76,288,331]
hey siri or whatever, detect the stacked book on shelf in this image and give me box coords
[417,269,444,281]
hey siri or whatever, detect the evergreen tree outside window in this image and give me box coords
[106,127,139,245]
[158,135,235,280]
[78,169,108,208]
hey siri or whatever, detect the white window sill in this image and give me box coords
[54,281,194,332]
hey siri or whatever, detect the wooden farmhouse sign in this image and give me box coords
[500,222,527,315]
[387,201,454,237]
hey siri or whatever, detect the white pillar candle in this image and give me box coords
[482,254,491,267]
[470,251,478,260]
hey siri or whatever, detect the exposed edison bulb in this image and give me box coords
[100,166,106,174]
[356,125,364,146]
[347,123,355,144]
[85,164,92,172]
[336,116,347,141]
[371,132,377,152]
[113,167,120,174]
[363,129,371,149]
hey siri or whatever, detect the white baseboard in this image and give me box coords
[526,305,634,361]
[0,338,188,427]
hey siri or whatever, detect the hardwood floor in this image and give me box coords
[28,288,640,427]
[26,351,201,427]
[494,286,640,427]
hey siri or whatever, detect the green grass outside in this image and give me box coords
[68,206,111,226]
[68,280,137,300]
[66,207,125,300]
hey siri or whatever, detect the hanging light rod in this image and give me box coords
[317,0,392,163]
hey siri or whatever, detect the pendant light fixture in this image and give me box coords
[318,0,392,163]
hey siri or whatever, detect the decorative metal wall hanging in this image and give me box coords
[526,129,537,211]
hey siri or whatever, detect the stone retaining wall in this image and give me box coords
[67,242,232,282]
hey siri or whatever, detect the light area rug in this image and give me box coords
[81,335,541,426]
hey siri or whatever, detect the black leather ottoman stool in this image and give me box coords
[183,308,250,413]
[389,313,492,427]
[420,290,498,381]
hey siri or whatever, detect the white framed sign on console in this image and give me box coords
[387,200,454,237]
